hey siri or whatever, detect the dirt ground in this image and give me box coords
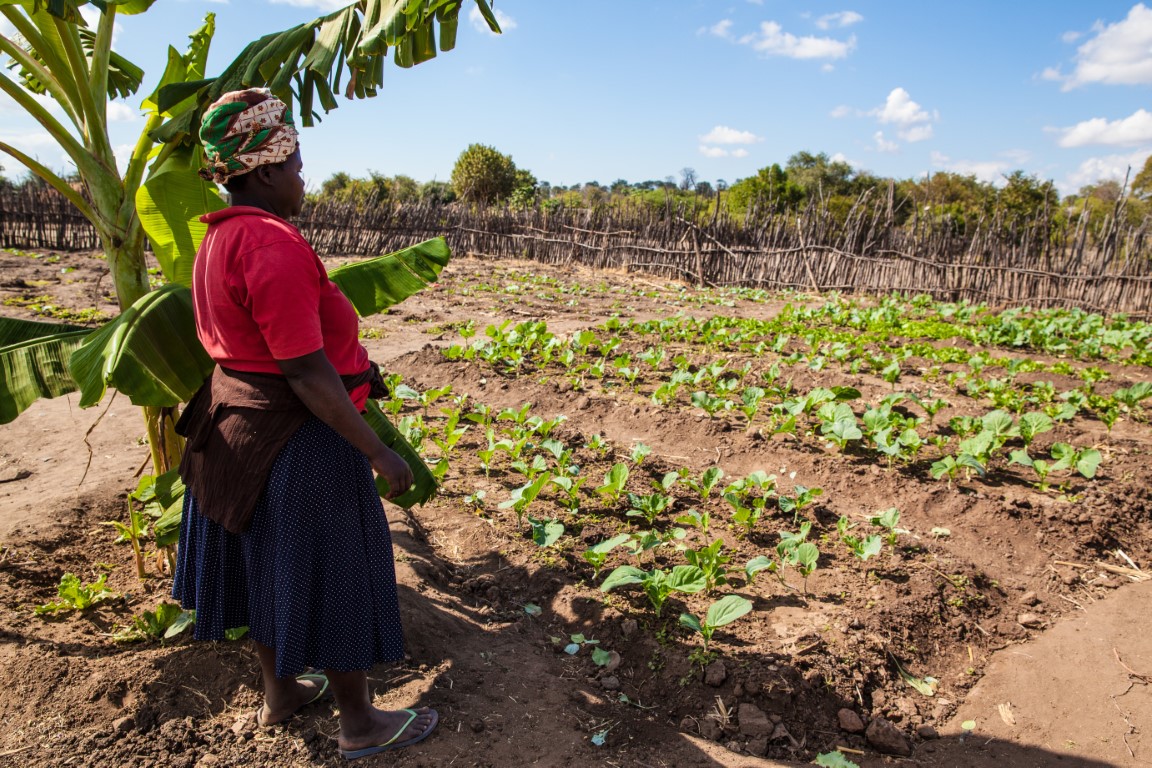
[2,248,1152,768]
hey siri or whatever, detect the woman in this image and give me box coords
[172,88,437,760]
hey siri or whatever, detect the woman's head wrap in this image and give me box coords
[199,88,299,184]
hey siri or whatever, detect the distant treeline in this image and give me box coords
[2,155,1151,315]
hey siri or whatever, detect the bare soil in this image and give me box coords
[2,247,1152,768]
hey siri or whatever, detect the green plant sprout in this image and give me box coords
[600,564,706,616]
[527,515,565,547]
[35,573,119,615]
[870,508,907,546]
[679,595,753,649]
[684,540,731,591]
[113,603,195,642]
[778,485,823,523]
[595,463,630,506]
[744,555,777,585]
[498,472,553,527]
[684,467,724,502]
[836,516,883,561]
[582,533,632,577]
[630,442,653,465]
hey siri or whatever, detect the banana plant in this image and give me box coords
[0,0,498,502]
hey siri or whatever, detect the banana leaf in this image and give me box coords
[363,398,438,507]
[329,237,450,316]
[136,143,226,287]
[0,317,91,424]
[68,283,215,408]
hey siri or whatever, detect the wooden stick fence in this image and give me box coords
[3,188,1152,317]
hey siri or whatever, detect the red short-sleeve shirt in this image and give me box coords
[192,206,369,409]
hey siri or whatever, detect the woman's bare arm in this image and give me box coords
[276,350,413,498]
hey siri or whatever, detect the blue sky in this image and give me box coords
[2,1,1151,195]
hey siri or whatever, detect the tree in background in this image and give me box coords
[1131,155,1152,200]
[450,143,518,204]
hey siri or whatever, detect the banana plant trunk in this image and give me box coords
[102,232,186,476]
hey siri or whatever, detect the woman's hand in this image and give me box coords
[370,447,414,500]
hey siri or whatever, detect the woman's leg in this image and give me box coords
[325,668,436,752]
[253,640,328,725]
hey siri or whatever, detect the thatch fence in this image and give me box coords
[3,187,1152,317]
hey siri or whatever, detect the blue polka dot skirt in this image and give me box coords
[172,417,406,679]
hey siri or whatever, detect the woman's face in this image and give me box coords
[266,150,306,219]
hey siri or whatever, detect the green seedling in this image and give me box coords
[740,386,766,422]
[1050,442,1102,479]
[870,507,907,546]
[585,432,611,456]
[601,564,706,616]
[626,491,673,525]
[553,633,601,655]
[744,555,777,585]
[684,539,731,591]
[1114,381,1152,412]
[691,391,732,418]
[104,502,149,581]
[463,489,487,511]
[582,533,632,577]
[35,573,119,615]
[1008,450,1053,490]
[819,403,862,451]
[814,751,860,768]
[679,595,753,649]
[549,475,586,512]
[630,442,652,465]
[113,602,195,642]
[595,463,630,506]
[511,455,550,481]
[836,516,883,561]
[793,543,819,594]
[498,472,553,527]
[684,467,724,502]
[725,491,769,536]
[527,515,565,548]
[778,485,823,523]
[674,508,712,539]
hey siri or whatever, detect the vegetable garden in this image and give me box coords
[2,249,1152,767]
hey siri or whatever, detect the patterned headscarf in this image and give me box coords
[199,88,299,184]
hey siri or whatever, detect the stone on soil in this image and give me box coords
[838,707,865,733]
[738,702,771,738]
[865,716,913,756]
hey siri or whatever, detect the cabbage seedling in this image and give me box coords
[630,442,652,465]
[498,472,553,527]
[601,564,706,616]
[744,555,777,585]
[595,463,630,506]
[870,507,907,546]
[527,515,565,548]
[684,539,731,591]
[684,467,724,502]
[35,573,119,615]
[582,533,632,577]
[778,485,823,524]
[679,595,753,649]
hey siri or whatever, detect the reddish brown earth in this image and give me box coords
[2,248,1152,768]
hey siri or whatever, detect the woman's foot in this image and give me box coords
[257,673,330,726]
[338,706,438,757]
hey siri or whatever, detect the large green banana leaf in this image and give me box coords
[329,237,449,316]
[135,144,227,287]
[68,283,214,408]
[0,316,91,424]
[363,399,437,507]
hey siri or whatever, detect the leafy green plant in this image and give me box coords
[595,463,630,506]
[744,555,777,585]
[601,564,706,616]
[498,472,553,526]
[836,516,883,561]
[527,515,565,547]
[679,595,753,649]
[691,390,732,418]
[869,507,906,546]
[1050,442,1102,479]
[814,751,860,768]
[1017,411,1053,449]
[683,466,724,502]
[684,540,732,591]
[35,573,119,615]
[626,491,673,526]
[778,485,823,523]
[582,533,632,577]
[630,442,653,465]
[675,508,713,539]
[113,602,195,642]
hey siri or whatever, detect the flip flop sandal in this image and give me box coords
[340,707,439,760]
[256,672,331,727]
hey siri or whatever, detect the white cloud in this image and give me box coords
[107,101,138,122]
[1062,150,1149,191]
[931,151,1008,184]
[871,87,936,141]
[699,125,764,145]
[0,130,58,149]
[1057,109,1152,147]
[873,131,898,153]
[815,11,863,30]
[731,148,749,158]
[1061,30,1082,44]
[830,105,852,119]
[700,145,730,158]
[113,142,135,174]
[469,5,516,34]
[707,19,734,39]
[1000,148,1033,165]
[1058,3,1152,89]
[739,21,855,60]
